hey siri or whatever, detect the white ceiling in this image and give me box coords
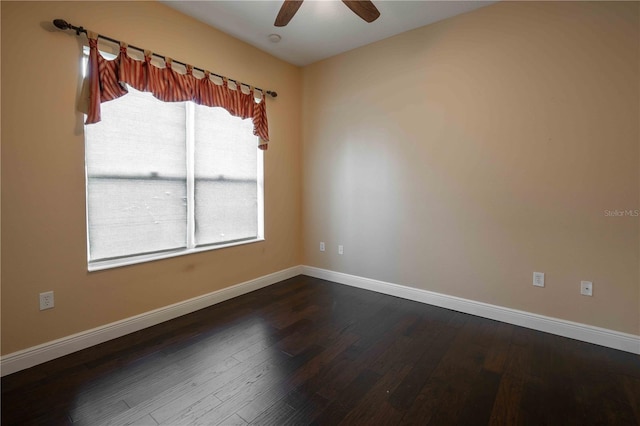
[162,1,495,66]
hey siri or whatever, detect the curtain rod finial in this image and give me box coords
[53,19,70,30]
[267,91,278,98]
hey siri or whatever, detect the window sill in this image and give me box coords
[88,238,265,272]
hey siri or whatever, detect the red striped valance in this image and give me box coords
[85,36,269,149]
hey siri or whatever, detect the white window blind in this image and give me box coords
[194,104,259,246]
[85,89,188,261]
[84,81,263,269]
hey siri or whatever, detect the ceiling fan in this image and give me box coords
[274,0,380,27]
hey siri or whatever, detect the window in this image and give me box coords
[84,57,263,271]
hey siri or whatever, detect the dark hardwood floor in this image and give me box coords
[2,275,639,425]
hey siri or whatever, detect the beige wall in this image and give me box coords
[1,1,302,355]
[2,0,639,357]
[302,1,639,335]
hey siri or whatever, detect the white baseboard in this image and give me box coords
[301,266,640,355]
[3,264,637,377]
[0,266,303,377]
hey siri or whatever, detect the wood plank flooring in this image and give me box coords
[2,275,639,425]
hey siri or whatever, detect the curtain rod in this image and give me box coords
[52,19,278,98]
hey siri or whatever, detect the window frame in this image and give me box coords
[83,46,264,272]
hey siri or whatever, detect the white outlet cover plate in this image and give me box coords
[39,291,54,310]
[533,272,545,287]
[581,281,593,296]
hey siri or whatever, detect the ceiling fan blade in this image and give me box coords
[342,0,380,23]
[275,0,304,27]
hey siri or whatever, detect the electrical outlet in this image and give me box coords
[320,242,325,252]
[39,291,54,310]
[338,245,344,255]
[580,281,593,296]
[533,272,545,287]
